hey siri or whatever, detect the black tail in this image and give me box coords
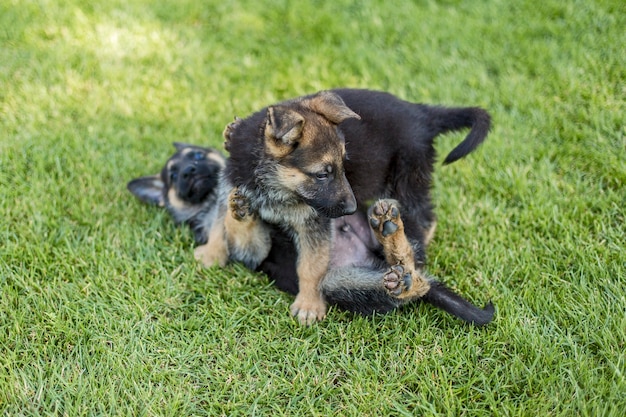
[422,280,495,326]
[428,106,491,165]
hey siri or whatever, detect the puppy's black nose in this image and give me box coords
[341,195,357,215]
[182,165,196,179]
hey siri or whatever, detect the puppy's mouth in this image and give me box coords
[314,206,351,219]
[305,199,357,219]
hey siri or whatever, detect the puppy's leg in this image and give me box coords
[321,267,402,315]
[194,188,271,269]
[368,199,431,300]
[224,188,271,270]
[290,229,330,325]
[194,212,230,267]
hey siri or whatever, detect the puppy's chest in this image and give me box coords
[258,201,316,229]
[241,188,316,229]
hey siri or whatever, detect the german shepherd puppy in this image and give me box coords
[189,88,494,325]
[129,144,495,326]
[127,142,226,244]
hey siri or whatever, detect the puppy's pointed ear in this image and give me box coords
[264,106,305,157]
[127,175,166,207]
[307,91,361,124]
[265,106,305,145]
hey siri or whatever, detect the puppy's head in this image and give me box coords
[127,143,225,223]
[261,91,361,218]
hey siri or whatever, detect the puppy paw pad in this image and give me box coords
[368,199,402,238]
[229,189,251,221]
[383,265,413,296]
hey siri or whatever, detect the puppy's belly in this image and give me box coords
[329,213,381,269]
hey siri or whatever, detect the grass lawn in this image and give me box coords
[1,0,624,415]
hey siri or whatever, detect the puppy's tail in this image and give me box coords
[422,280,495,326]
[428,106,491,165]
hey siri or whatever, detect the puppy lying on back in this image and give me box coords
[192,89,493,324]
[128,143,226,244]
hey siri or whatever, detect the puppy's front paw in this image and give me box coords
[290,294,327,326]
[229,188,251,221]
[223,116,243,142]
[194,244,228,268]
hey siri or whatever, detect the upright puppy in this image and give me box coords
[195,89,492,325]
[196,92,360,324]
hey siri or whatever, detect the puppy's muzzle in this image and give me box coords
[182,164,197,179]
[340,194,357,216]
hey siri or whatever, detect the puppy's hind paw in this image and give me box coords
[383,264,430,300]
[383,264,412,297]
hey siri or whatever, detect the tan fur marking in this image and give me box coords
[194,216,229,267]
[264,137,293,159]
[300,117,334,147]
[304,154,339,174]
[275,166,310,192]
[167,188,188,210]
[178,148,193,158]
[225,216,264,248]
[290,238,330,325]
[207,152,226,167]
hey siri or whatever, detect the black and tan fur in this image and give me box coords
[179,89,494,325]
[129,144,494,326]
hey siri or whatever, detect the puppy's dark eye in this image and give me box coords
[314,165,333,181]
[191,151,205,161]
[315,172,329,180]
[170,170,178,181]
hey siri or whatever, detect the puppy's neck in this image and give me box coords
[237,184,317,229]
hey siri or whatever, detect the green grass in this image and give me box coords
[1,0,624,415]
